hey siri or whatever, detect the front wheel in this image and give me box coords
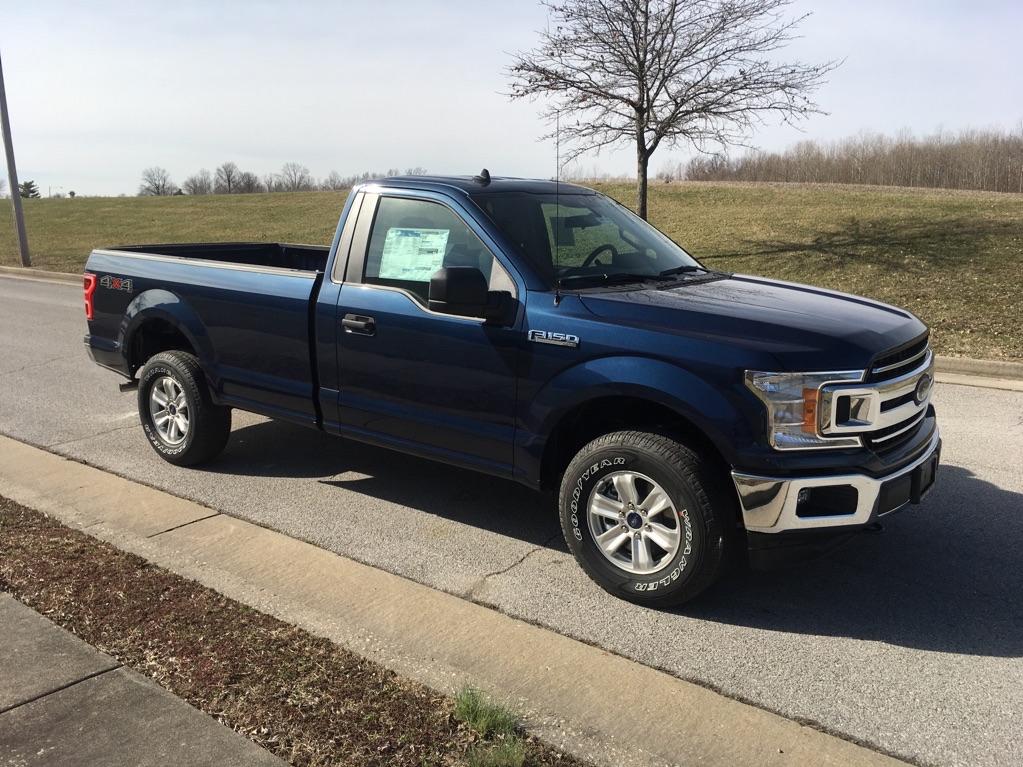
[138,351,231,466]
[558,431,732,607]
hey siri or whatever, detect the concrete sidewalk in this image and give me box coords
[0,434,908,767]
[0,593,282,767]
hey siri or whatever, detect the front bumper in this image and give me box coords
[731,427,941,534]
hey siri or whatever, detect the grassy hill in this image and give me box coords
[2,182,1020,359]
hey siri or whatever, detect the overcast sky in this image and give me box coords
[2,0,1021,196]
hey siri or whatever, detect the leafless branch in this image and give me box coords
[508,0,837,216]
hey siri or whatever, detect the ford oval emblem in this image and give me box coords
[914,373,933,405]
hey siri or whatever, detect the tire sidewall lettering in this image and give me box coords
[569,456,626,541]
[140,365,190,456]
[566,449,699,594]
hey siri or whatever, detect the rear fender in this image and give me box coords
[121,289,214,380]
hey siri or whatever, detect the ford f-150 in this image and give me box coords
[83,173,941,605]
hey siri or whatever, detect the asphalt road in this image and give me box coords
[2,275,1020,767]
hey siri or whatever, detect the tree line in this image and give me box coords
[139,163,428,196]
[680,127,1023,193]
[2,179,77,199]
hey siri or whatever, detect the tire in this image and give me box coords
[137,350,231,466]
[558,430,732,607]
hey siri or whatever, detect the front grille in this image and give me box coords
[865,409,927,452]
[867,335,929,382]
[819,337,934,454]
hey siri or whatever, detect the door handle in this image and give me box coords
[341,314,375,335]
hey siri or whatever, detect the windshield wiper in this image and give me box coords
[557,272,667,289]
[657,265,706,277]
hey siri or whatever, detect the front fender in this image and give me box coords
[121,289,213,375]
[518,356,749,484]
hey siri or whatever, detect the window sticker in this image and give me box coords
[378,227,450,281]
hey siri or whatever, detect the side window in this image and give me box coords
[364,197,511,305]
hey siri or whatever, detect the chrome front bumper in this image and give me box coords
[731,428,941,534]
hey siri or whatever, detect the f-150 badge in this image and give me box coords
[100,275,133,292]
[528,329,580,348]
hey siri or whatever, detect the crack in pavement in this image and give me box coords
[45,422,140,449]
[146,512,222,539]
[0,355,75,377]
[0,665,123,716]
[463,532,564,600]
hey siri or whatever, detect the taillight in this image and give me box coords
[83,273,97,320]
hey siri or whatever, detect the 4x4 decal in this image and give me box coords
[99,275,133,292]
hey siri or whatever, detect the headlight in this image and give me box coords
[745,370,863,450]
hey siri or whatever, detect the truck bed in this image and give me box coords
[109,242,330,273]
[85,242,329,428]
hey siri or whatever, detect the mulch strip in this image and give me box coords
[0,497,586,767]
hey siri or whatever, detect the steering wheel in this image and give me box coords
[581,244,620,268]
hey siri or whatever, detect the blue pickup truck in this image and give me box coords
[84,173,940,605]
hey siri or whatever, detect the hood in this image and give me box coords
[578,274,927,371]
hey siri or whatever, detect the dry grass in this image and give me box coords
[0,191,344,271]
[0,497,585,767]
[2,181,1020,359]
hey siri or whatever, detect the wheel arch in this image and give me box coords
[537,393,730,492]
[120,290,212,376]
[523,356,744,492]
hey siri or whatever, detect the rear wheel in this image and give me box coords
[137,351,231,466]
[558,430,732,607]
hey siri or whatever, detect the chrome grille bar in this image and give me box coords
[871,344,930,376]
[869,410,927,445]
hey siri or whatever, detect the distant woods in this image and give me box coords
[679,127,1023,193]
[139,163,428,197]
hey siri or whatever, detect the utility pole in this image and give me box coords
[0,48,31,267]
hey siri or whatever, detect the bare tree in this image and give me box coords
[509,0,836,218]
[404,166,428,176]
[182,169,213,195]
[278,162,313,192]
[214,162,241,194]
[320,171,347,191]
[138,166,177,196]
[0,178,6,196]
[235,171,263,193]
[262,173,280,193]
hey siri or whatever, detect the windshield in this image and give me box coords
[471,192,702,287]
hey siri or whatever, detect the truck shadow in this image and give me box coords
[701,215,1013,270]
[206,418,566,552]
[209,421,1021,656]
[689,463,1023,657]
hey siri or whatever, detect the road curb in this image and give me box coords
[0,265,81,285]
[934,355,1023,380]
[0,434,908,767]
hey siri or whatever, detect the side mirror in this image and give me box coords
[428,267,511,323]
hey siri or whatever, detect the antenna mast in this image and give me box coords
[554,108,562,304]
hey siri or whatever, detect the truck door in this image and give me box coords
[335,192,521,476]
